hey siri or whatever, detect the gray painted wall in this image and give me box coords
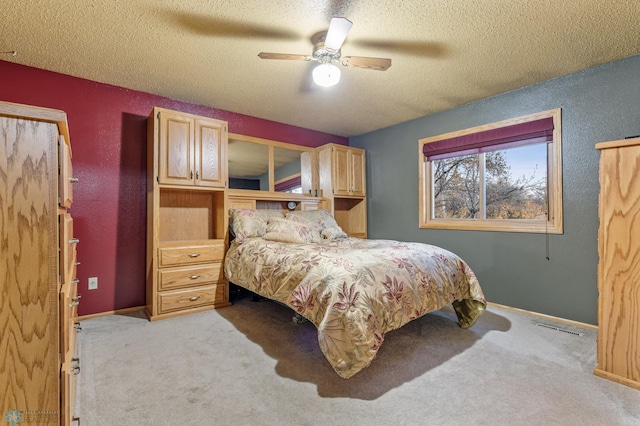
[350,54,640,325]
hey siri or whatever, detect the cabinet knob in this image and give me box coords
[69,177,79,183]
[188,295,201,302]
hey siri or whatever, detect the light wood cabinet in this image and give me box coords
[594,137,640,391]
[319,144,365,197]
[317,144,367,238]
[157,108,226,188]
[1,101,80,424]
[147,108,230,321]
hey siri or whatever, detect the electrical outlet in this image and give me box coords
[88,277,98,290]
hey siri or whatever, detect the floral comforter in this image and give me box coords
[224,237,486,378]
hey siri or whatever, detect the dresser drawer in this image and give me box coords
[158,285,223,314]
[159,264,223,291]
[159,241,225,267]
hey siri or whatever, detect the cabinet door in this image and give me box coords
[300,151,317,196]
[332,145,351,196]
[158,111,195,186]
[349,149,366,197]
[195,118,226,188]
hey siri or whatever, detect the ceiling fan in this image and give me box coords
[258,17,392,87]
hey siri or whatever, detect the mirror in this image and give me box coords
[274,146,303,193]
[228,133,314,193]
[228,138,269,190]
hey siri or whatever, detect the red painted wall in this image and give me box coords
[0,60,348,316]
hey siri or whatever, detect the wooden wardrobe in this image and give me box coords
[594,136,640,390]
[0,101,80,424]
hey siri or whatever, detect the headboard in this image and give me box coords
[228,189,325,216]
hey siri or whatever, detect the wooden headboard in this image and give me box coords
[228,189,325,215]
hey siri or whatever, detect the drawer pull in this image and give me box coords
[188,295,201,302]
[69,177,79,183]
[69,238,80,244]
[188,253,200,258]
[189,275,201,280]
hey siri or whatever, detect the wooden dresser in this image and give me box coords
[594,137,640,390]
[146,107,231,321]
[1,101,80,424]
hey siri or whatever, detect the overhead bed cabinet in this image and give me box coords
[317,143,367,238]
[147,107,230,321]
[1,101,80,424]
[594,137,640,391]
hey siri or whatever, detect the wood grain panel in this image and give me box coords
[159,264,223,291]
[159,112,194,185]
[595,140,640,389]
[1,116,59,416]
[332,145,350,195]
[158,284,224,314]
[196,119,225,187]
[158,241,225,267]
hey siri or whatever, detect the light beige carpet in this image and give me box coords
[75,293,640,425]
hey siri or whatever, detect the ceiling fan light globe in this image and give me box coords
[312,63,341,87]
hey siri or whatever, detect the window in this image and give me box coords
[419,109,562,233]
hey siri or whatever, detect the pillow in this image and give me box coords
[285,209,339,233]
[263,217,321,244]
[321,225,347,240]
[229,209,271,242]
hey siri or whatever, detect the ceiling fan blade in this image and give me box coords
[324,17,353,51]
[341,56,392,71]
[258,52,311,61]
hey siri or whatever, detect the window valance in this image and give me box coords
[422,117,554,161]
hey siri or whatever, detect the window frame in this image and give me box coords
[418,108,563,234]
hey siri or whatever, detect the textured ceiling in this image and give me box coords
[2,0,640,137]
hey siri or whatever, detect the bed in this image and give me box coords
[224,208,486,378]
